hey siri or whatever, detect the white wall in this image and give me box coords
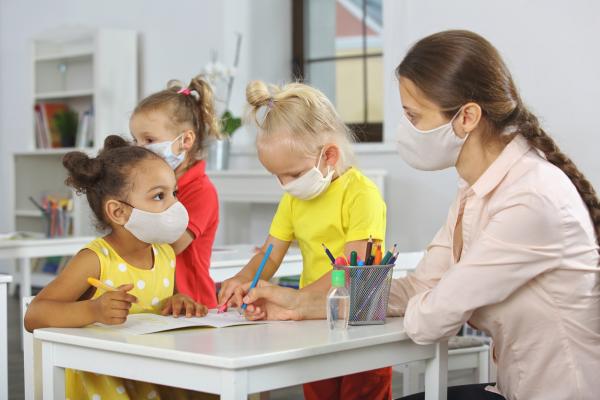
[377,0,600,250]
[0,0,292,231]
[2,0,599,254]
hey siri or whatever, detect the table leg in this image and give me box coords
[18,257,31,298]
[42,341,65,400]
[221,369,249,400]
[424,340,448,400]
[0,283,8,400]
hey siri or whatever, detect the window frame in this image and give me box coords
[292,0,383,143]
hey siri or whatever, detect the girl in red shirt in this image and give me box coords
[130,76,220,308]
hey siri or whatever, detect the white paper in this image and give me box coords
[92,309,263,335]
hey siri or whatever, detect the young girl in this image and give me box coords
[130,75,221,308]
[218,81,391,400]
[25,135,209,400]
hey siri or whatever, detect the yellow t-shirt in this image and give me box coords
[270,167,386,288]
[66,238,212,400]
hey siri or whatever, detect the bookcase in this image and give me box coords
[12,26,138,238]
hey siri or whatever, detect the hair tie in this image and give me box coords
[177,87,200,102]
[267,98,275,109]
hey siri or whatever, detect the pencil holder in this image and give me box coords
[333,264,394,325]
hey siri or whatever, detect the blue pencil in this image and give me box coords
[241,243,274,311]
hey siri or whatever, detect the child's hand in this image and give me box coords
[161,294,208,318]
[218,275,250,308]
[92,284,137,325]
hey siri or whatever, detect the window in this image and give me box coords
[293,0,384,142]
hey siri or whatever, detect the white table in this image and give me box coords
[0,274,12,400]
[35,317,447,400]
[0,237,94,298]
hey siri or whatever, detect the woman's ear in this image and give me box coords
[455,102,482,138]
[322,144,340,168]
[181,129,196,152]
[105,199,131,226]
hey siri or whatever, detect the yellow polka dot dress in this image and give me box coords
[65,238,215,400]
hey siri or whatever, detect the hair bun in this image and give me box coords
[166,79,185,91]
[246,80,274,108]
[102,135,130,151]
[62,151,103,192]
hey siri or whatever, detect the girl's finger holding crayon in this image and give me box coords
[116,283,134,292]
[230,286,247,308]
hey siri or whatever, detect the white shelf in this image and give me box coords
[14,147,94,156]
[15,210,43,218]
[34,89,94,100]
[34,51,93,62]
[14,27,138,238]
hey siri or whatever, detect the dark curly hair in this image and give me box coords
[62,135,162,231]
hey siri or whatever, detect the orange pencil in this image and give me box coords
[373,244,383,265]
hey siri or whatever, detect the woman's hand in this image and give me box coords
[161,294,208,318]
[241,280,304,321]
[91,284,137,325]
[218,274,251,308]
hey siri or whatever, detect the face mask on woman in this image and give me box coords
[279,148,334,200]
[396,108,467,171]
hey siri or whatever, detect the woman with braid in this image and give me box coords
[239,30,600,400]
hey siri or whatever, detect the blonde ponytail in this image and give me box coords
[189,75,222,141]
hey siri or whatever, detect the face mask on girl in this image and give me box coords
[121,200,189,244]
[279,148,335,200]
[396,108,467,171]
[145,133,186,170]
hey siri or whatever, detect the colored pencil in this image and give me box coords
[241,243,274,311]
[364,235,373,264]
[321,243,336,264]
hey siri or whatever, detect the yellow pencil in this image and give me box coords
[87,277,154,311]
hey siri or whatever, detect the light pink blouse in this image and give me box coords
[389,134,600,400]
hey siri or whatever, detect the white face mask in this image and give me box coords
[122,201,189,244]
[396,109,467,171]
[279,149,334,200]
[145,133,186,170]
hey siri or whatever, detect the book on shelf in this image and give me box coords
[75,109,94,148]
[34,103,94,149]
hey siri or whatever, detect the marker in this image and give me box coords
[217,303,229,314]
[357,260,364,267]
[366,255,375,266]
[350,251,358,266]
[364,235,373,264]
[87,277,153,311]
[335,256,348,266]
[381,250,394,265]
[321,243,336,264]
[241,243,274,311]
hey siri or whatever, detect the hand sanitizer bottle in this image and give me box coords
[327,270,349,330]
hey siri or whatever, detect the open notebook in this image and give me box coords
[92,309,264,335]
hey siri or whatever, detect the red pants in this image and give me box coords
[303,367,392,400]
